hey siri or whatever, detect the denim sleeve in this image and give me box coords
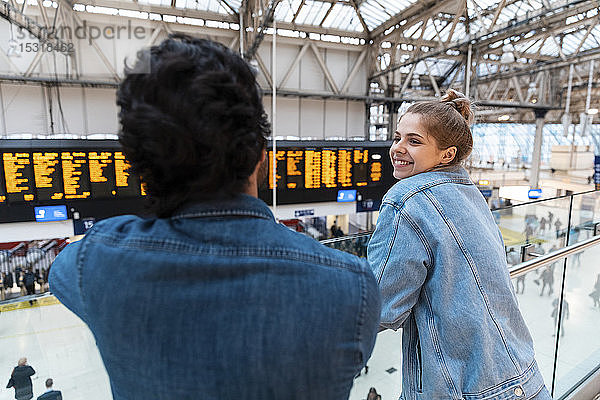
[367,203,430,330]
[49,238,89,323]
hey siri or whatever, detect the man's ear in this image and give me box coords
[440,146,457,165]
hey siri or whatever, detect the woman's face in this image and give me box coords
[389,113,450,180]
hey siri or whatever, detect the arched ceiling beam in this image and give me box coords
[370,0,599,80]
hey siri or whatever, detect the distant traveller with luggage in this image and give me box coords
[6,357,35,400]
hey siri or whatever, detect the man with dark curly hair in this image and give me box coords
[49,35,380,399]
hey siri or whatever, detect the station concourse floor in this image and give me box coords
[0,247,599,400]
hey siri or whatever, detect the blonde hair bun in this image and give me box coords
[440,89,474,125]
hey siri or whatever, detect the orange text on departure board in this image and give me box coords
[337,149,352,187]
[33,152,63,199]
[114,152,132,187]
[62,152,91,199]
[286,150,303,189]
[3,153,32,196]
[370,162,382,182]
[304,150,321,189]
[321,149,337,188]
[353,149,369,187]
[89,152,113,183]
[268,150,286,189]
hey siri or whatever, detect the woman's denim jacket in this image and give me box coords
[368,167,551,400]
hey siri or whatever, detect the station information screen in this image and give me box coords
[0,141,145,204]
[0,140,393,208]
[261,141,394,205]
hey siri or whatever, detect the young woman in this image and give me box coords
[367,90,551,400]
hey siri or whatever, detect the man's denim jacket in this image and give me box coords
[368,167,551,400]
[50,194,381,400]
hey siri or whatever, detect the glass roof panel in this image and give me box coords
[539,36,559,56]
[422,20,438,41]
[274,0,302,22]
[581,28,600,51]
[561,32,582,55]
[295,0,329,26]
[497,3,519,24]
[322,3,362,31]
[359,0,417,30]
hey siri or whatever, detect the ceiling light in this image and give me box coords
[587,108,598,115]
[498,115,510,121]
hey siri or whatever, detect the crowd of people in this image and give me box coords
[0,266,51,301]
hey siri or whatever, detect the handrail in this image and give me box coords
[509,234,600,277]
[319,231,373,245]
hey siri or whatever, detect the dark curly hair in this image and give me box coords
[117,34,270,217]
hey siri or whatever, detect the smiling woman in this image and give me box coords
[389,89,474,180]
[368,90,553,400]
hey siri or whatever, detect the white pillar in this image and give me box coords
[530,109,548,189]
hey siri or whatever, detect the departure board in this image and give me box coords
[286,150,304,189]
[321,149,337,188]
[115,152,140,197]
[304,149,321,189]
[337,149,353,188]
[3,152,35,202]
[268,150,286,189]
[260,142,394,205]
[33,151,63,201]
[89,151,115,198]
[0,140,394,212]
[62,151,91,199]
[0,163,5,203]
[353,149,369,187]
[266,147,391,190]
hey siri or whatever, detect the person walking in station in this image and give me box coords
[36,378,62,400]
[5,357,35,400]
[49,35,380,400]
[368,90,551,400]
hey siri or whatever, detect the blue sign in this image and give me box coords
[479,189,492,198]
[73,218,96,235]
[595,155,600,189]
[528,189,542,199]
[357,199,382,213]
[337,189,357,202]
[294,209,314,217]
[34,205,68,222]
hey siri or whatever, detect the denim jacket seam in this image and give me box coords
[422,190,521,373]
[90,233,360,271]
[374,206,401,284]
[423,289,461,399]
[385,178,474,209]
[171,210,272,220]
[462,360,540,400]
[401,210,434,268]
[355,267,368,367]
[374,206,431,285]
[77,228,95,321]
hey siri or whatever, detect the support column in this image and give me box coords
[364,100,371,140]
[530,108,549,189]
[386,102,397,140]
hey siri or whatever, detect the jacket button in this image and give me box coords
[514,387,524,397]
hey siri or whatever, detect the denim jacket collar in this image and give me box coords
[400,165,473,186]
[171,194,274,221]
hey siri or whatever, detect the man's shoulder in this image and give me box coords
[270,224,371,275]
[37,391,62,400]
